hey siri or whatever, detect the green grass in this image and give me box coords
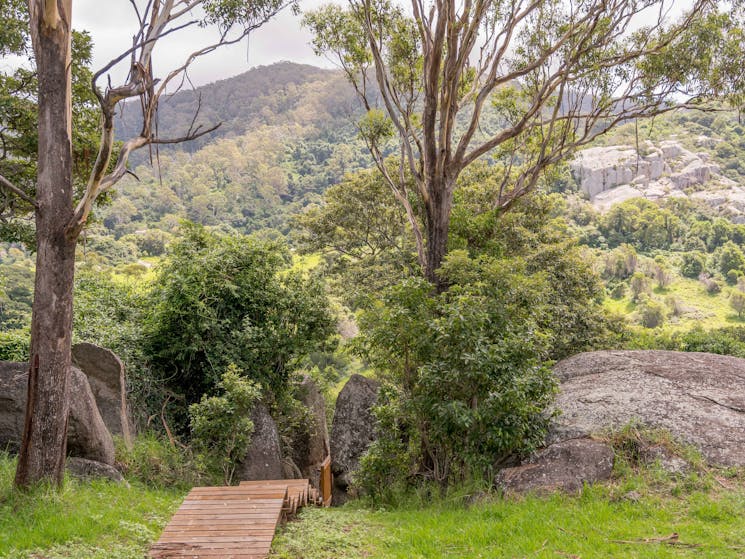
[271,470,745,558]
[0,453,185,559]
[604,275,745,332]
[4,449,745,559]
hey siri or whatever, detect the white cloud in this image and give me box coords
[73,0,336,87]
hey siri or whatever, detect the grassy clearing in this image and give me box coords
[0,453,185,559]
[604,275,745,332]
[3,442,745,559]
[272,466,745,558]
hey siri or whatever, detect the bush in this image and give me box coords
[145,223,336,416]
[355,256,557,494]
[637,298,666,328]
[189,365,261,485]
[680,251,706,279]
[0,329,29,361]
[629,272,650,301]
[115,433,199,488]
[730,291,745,318]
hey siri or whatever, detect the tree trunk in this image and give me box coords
[424,179,454,292]
[15,0,75,488]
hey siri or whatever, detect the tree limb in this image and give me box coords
[0,174,36,207]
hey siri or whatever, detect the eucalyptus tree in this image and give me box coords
[5,0,291,488]
[305,0,737,289]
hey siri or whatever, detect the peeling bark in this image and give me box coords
[15,0,75,488]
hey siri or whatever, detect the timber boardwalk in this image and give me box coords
[149,475,330,559]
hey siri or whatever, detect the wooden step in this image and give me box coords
[149,479,314,559]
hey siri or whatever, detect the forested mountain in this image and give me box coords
[103,62,372,238]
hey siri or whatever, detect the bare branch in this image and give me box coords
[0,174,36,207]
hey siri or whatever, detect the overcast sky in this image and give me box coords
[1,0,697,89]
[72,0,335,87]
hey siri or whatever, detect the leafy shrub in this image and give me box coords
[680,251,706,278]
[629,272,650,301]
[115,433,199,489]
[145,223,335,415]
[637,297,666,328]
[355,256,557,494]
[0,328,29,361]
[730,291,745,318]
[189,365,261,485]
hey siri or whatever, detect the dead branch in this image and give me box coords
[0,174,36,207]
[65,0,292,239]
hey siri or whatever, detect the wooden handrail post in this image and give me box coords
[320,456,332,507]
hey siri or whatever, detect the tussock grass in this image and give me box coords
[0,453,185,559]
[271,435,745,559]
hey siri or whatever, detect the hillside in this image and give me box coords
[103,62,371,238]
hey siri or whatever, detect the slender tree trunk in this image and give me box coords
[424,178,454,292]
[15,0,75,488]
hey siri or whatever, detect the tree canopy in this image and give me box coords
[305,0,741,288]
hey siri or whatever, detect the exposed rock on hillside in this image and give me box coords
[72,342,134,446]
[67,457,125,483]
[292,375,330,488]
[0,361,116,465]
[551,350,745,466]
[571,140,745,220]
[237,404,284,481]
[330,374,380,505]
[497,439,614,493]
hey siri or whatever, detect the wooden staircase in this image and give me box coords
[149,466,332,559]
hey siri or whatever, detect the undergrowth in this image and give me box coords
[272,426,745,558]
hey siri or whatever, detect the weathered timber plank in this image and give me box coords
[150,480,313,559]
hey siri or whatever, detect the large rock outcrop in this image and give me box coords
[330,374,380,505]
[291,375,330,488]
[551,350,745,466]
[497,439,614,494]
[237,404,284,481]
[72,342,134,445]
[0,361,116,465]
[570,140,745,220]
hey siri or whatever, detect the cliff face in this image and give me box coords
[571,139,745,221]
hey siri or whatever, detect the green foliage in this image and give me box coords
[293,166,419,304]
[730,290,745,318]
[680,251,706,278]
[0,452,184,558]
[630,272,651,301]
[145,223,335,412]
[114,434,199,489]
[637,296,666,329]
[73,268,158,427]
[355,260,557,493]
[189,365,261,485]
[0,5,100,244]
[0,328,29,361]
[715,241,745,277]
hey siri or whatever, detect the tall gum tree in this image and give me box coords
[6,0,291,488]
[304,0,741,290]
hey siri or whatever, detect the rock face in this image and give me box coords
[0,361,116,465]
[237,404,284,481]
[66,457,125,483]
[330,374,380,505]
[292,375,330,488]
[570,140,745,220]
[497,439,614,493]
[552,350,745,466]
[72,342,133,445]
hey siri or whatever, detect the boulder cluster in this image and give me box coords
[571,140,745,220]
[4,347,743,498]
